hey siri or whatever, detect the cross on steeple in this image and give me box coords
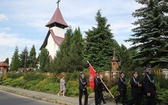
[57,0,61,8]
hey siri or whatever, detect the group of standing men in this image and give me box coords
[115,65,156,105]
[79,71,106,105]
[78,65,156,105]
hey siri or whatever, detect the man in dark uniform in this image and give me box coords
[115,71,127,105]
[94,71,103,105]
[79,72,88,105]
[138,70,146,105]
[144,65,156,105]
[128,71,142,105]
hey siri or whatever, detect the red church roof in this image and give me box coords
[46,7,68,28]
[40,29,64,50]
[0,61,8,67]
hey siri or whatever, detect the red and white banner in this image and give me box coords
[88,63,96,90]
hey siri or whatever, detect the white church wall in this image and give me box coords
[45,35,59,59]
[50,26,65,38]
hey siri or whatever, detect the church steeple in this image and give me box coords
[46,0,68,28]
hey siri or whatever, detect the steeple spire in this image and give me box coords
[46,0,68,28]
[57,0,61,8]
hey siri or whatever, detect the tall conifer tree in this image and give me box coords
[39,48,50,72]
[29,45,36,68]
[85,10,114,71]
[69,28,84,71]
[52,28,73,73]
[127,0,168,67]
[10,46,20,71]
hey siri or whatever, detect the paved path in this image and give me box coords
[0,85,121,105]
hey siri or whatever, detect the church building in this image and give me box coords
[40,1,68,60]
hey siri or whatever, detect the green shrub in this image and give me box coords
[10,76,26,87]
[157,89,168,104]
[7,73,23,79]
[71,71,79,81]
[2,78,13,85]
[24,72,45,81]
[34,78,59,94]
[66,80,79,96]
[22,80,40,90]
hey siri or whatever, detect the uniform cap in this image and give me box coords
[80,71,84,74]
[120,71,125,74]
[146,65,152,69]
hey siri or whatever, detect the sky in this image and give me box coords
[0,0,142,62]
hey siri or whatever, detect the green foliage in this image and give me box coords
[7,73,23,79]
[10,76,26,87]
[10,46,20,71]
[66,81,79,96]
[53,28,85,73]
[154,74,168,89]
[52,28,72,73]
[110,85,119,97]
[2,78,13,85]
[23,72,45,81]
[157,89,168,104]
[22,80,40,90]
[29,45,36,68]
[127,0,168,67]
[39,48,50,72]
[19,47,29,68]
[35,78,59,94]
[85,10,114,71]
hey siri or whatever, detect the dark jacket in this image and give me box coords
[144,72,156,93]
[130,77,139,93]
[117,76,127,91]
[139,76,145,93]
[94,76,103,91]
[79,77,87,90]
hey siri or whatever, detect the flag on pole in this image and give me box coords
[88,62,96,90]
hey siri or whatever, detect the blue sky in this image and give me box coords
[0,0,142,62]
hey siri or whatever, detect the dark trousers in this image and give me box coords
[95,90,101,105]
[115,90,127,105]
[79,89,88,105]
[144,91,156,105]
[100,91,106,103]
[128,93,139,105]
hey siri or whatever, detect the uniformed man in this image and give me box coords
[138,70,146,105]
[144,65,156,105]
[94,71,103,105]
[79,72,88,105]
[128,71,142,105]
[115,71,127,105]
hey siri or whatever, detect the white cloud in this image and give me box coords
[0,14,8,21]
[0,32,42,48]
[0,27,11,31]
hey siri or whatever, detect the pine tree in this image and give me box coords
[39,48,50,72]
[85,10,114,71]
[52,28,73,73]
[29,45,36,68]
[10,46,20,71]
[5,58,9,71]
[19,47,29,69]
[126,0,168,67]
[68,28,84,71]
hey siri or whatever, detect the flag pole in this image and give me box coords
[87,61,114,98]
[100,79,115,98]
[87,61,96,72]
